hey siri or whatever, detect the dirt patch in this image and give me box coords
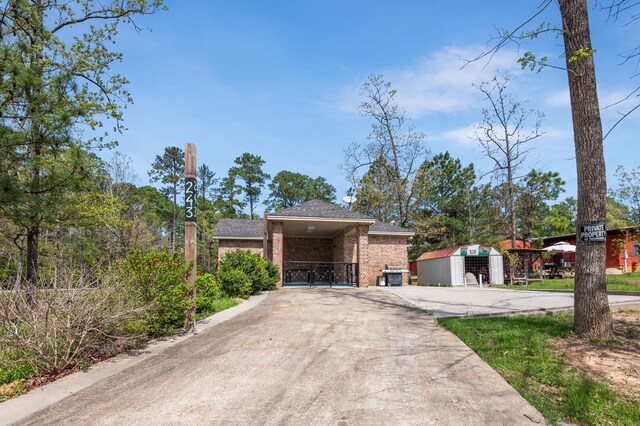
[557,310,640,397]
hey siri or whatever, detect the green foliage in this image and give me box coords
[195,273,221,313]
[217,250,279,297]
[440,314,640,425]
[265,170,336,212]
[119,249,190,336]
[217,268,252,299]
[516,169,565,238]
[228,153,270,219]
[613,165,640,224]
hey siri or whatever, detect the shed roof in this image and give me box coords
[416,246,461,261]
[214,218,263,239]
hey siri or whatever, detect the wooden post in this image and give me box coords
[184,143,197,333]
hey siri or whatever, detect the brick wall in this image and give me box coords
[369,235,410,285]
[272,222,284,287]
[357,224,370,287]
[284,237,333,262]
[331,229,357,263]
[217,240,264,261]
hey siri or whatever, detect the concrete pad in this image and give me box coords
[11,289,545,425]
[382,286,640,317]
[0,293,267,426]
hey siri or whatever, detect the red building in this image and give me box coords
[542,226,640,272]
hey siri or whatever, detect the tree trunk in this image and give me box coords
[25,227,38,303]
[559,0,613,338]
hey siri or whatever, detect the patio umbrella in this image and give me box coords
[543,241,576,253]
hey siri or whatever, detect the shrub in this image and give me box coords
[195,273,222,315]
[118,249,190,336]
[217,251,279,296]
[217,268,252,298]
[0,268,142,378]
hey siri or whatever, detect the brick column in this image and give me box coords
[272,221,284,287]
[357,224,370,288]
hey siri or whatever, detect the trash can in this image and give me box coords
[377,275,386,286]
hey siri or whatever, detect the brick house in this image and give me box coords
[213,200,414,287]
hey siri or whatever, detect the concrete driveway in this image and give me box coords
[383,286,640,317]
[14,289,544,425]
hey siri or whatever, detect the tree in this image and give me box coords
[613,165,640,224]
[0,0,164,295]
[215,175,246,218]
[344,75,428,227]
[412,152,478,248]
[516,170,565,239]
[543,197,577,236]
[265,171,336,212]
[474,72,544,248]
[353,158,397,224]
[559,0,613,338]
[148,147,185,252]
[468,0,620,338]
[197,164,218,206]
[228,153,270,219]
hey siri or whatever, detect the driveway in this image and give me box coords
[14,289,544,425]
[383,286,640,317]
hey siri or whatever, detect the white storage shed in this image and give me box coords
[416,245,504,286]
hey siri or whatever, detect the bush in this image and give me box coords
[217,268,252,298]
[195,273,222,315]
[118,249,190,336]
[0,268,142,378]
[217,251,279,296]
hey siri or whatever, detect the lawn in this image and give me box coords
[440,313,640,425]
[509,272,640,292]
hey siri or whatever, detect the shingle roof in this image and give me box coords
[268,199,373,220]
[213,218,263,239]
[369,220,414,235]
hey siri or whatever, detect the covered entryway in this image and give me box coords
[264,200,376,288]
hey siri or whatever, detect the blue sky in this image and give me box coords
[105,1,640,214]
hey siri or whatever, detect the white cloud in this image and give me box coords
[336,45,526,117]
[441,124,478,146]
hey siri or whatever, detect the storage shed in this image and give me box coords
[416,245,504,286]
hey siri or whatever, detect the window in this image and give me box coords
[634,244,640,257]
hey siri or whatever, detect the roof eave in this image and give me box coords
[369,231,415,237]
[213,236,263,241]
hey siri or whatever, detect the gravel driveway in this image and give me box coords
[16,289,544,425]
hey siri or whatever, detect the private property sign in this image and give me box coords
[579,221,606,242]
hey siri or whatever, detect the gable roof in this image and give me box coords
[268,199,373,221]
[213,218,263,240]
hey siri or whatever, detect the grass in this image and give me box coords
[508,273,640,292]
[440,313,640,425]
[196,296,237,320]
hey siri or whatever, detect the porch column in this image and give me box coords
[272,221,284,287]
[357,224,370,288]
